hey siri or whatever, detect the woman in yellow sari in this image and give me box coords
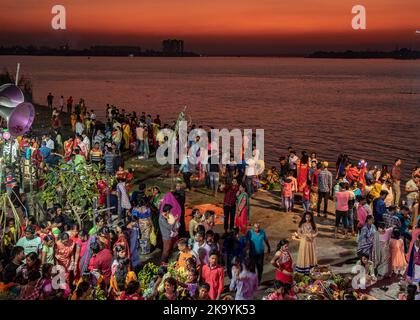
[122,123,131,150]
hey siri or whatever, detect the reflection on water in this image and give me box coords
[2,56,419,178]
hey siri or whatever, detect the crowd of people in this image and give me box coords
[0,93,419,301]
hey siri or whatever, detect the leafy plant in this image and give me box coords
[37,162,110,227]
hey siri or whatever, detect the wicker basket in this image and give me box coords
[309,265,332,281]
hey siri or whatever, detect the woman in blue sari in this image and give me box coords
[357,215,380,266]
[127,216,140,270]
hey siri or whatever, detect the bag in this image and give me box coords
[149,226,157,246]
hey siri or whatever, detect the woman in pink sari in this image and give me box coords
[297,152,309,192]
[235,184,250,236]
[55,232,80,284]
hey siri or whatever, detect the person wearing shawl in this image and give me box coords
[159,191,182,223]
[159,203,179,263]
[357,216,380,267]
[109,245,137,299]
[406,233,420,283]
[113,223,131,260]
[235,184,250,236]
[346,163,360,185]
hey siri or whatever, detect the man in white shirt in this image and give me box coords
[192,230,211,265]
[406,177,419,208]
[75,121,84,136]
[45,135,55,151]
[244,149,258,196]
[90,110,96,121]
[288,150,299,177]
[82,133,91,156]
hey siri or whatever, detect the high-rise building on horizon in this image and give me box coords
[162,39,184,55]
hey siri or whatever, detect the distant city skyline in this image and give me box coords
[1,0,419,55]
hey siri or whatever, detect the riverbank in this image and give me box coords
[27,103,404,299]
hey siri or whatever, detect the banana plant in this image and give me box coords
[0,193,23,252]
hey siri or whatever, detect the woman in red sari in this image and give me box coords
[64,138,74,161]
[235,184,250,236]
[97,178,111,207]
[271,239,293,284]
[55,232,80,284]
[113,223,131,260]
[297,152,309,192]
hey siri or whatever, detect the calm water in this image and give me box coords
[1,56,420,175]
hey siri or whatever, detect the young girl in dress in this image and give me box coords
[389,229,408,277]
[295,212,318,274]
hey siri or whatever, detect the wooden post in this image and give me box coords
[15,63,20,86]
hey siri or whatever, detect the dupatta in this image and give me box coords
[159,192,181,222]
[237,192,250,220]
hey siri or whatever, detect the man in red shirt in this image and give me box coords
[92,240,113,285]
[201,251,224,300]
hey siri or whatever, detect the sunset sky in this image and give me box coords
[1,0,419,54]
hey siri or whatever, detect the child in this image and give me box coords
[189,209,202,239]
[176,238,195,272]
[230,256,242,284]
[302,180,311,213]
[390,229,408,277]
[192,230,211,265]
[159,277,178,300]
[197,283,211,300]
[178,268,199,299]
[205,230,218,253]
[282,177,293,212]
[201,251,224,300]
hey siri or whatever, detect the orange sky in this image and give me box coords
[1,0,419,54]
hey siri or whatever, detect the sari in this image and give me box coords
[297,162,308,192]
[113,234,131,260]
[64,139,73,160]
[406,242,420,282]
[122,123,131,150]
[274,250,293,284]
[346,167,360,185]
[357,224,380,264]
[129,227,140,269]
[235,192,250,236]
[55,240,76,282]
[71,114,77,132]
[159,192,182,222]
[407,228,420,261]
[377,228,392,278]
[109,262,137,298]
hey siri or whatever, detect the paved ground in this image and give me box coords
[126,157,405,300]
